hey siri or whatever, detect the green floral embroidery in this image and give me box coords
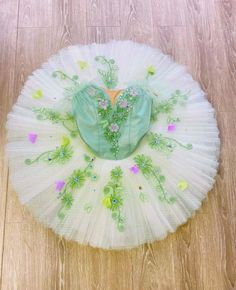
[148,132,192,154]
[102,166,125,232]
[151,90,189,122]
[95,86,139,158]
[57,154,97,220]
[52,70,82,99]
[134,154,176,204]
[167,115,181,125]
[68,169,86,189]
[95,56,119,89]
[33,108,78,137]
[52,70,80,85]
[25,141,73,165]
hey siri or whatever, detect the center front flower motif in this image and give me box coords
[110,123,119,132]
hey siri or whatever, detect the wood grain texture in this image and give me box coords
[0,0,235,289]
[0,0,19,282]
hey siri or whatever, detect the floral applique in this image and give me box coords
[102,167,125,232]
[134,154,176,204]
[95,56,119,89]
[32,107,78,137]
[130,164,139,174]
[95,86,139,158]
[151,90,189,122]
[167,123,176,132]
[78,60,88,70]
[178,180,188,191]
[57,154,97,220]
[28,133,38,144]
[32,89,43,100]
[147,132,192,154]
[55,180,65,192]
[25,136,73,165]
[146,65,156,79]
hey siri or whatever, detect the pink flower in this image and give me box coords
[167,123,176,132]
[98,99,108,110]
[129,88,137,96]
[130,165,139,174]
[55,180,65,192]
[28,133,37,144]
[119,100,128,108]
[110,123,119,132]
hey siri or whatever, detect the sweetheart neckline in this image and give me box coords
[78,82,144,109]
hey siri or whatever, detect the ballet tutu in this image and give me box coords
[6,41,220,249]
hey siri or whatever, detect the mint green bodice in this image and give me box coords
[72,84,153,160]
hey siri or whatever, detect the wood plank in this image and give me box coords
[0,0,19,285]
[120,0,154,44]
[50,0,87,52]
[18,0,52,27]
[151,0,187,26]
[87,26,121,43]
[86,0,120,27]
[1,223,61,290]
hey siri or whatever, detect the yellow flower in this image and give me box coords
[78,60,87,70]
[61,136,70,146]
[32,89,43,99]
[102,196,111,208]
[147,65,156,75]
[178,180,188,191]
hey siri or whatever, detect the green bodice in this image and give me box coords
[72,83,153,160]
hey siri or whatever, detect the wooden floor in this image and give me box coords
[0,0,235,289]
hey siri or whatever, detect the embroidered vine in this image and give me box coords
[52,70,80,85]
[52,70,82,100]
[102,167,125,232]
[147,132,193,154]
[33,107,78,137]
[57,154,97,220]
[25,137,73,165]
[151,90,189,122]
[134,154,176,204]
[95,56,119,89]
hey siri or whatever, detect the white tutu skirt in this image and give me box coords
[6,41,220,249]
